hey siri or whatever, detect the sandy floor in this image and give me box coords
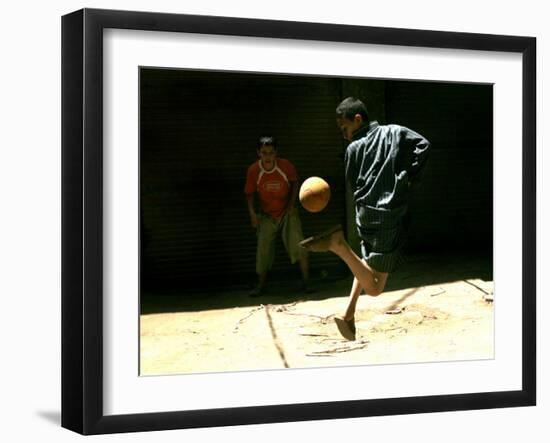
[140,253,494,376]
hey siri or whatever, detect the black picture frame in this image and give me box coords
[61,8,536,435]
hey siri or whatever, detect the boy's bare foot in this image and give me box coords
[299,225,344,252]
[334,316,356,341]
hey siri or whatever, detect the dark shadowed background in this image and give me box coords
[140,68,492,292]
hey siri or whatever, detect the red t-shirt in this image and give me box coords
[244,158,298,219]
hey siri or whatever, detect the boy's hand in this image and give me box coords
[250,212,259,228]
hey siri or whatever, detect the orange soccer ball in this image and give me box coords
[299,176,331,213]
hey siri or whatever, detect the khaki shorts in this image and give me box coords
[256,212,305,274]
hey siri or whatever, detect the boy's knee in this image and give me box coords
[371,286,384,297]
[366,286,383,297]
[369,276,386,296]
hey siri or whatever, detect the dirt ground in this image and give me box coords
[140,252,494,376]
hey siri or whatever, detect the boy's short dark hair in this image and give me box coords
[258,136,277,150]
[336,97,369,123]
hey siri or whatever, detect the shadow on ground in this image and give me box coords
[141,251,492,315]
[36,410,60,426]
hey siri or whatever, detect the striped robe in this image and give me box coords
[344,121,430,272]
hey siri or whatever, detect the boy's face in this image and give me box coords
[258,145,277,171]
[337,115,363,141]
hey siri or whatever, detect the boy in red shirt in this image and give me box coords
[244,136,311,297]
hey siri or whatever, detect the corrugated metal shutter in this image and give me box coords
[384,81,493,252]
[140,69,347,290]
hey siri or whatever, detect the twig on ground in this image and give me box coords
[282,312,333,323]
[264,305,290,368]
[430,289,446,297]
[386,307,404,314]
[273,302,298,313]
[233,305,264,332]
[307,340,370,356]
[464,280,491,295]
[384,326,408,333]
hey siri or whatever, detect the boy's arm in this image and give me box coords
[282,159,299,214]
[402,127,430,186]
[244,165,259,228]
[246,193,258,228]
[286,180,299,214]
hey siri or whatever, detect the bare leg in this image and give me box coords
[343,277,362,320]
[328,231,388,296]
[301,229,389,339]
[334,251,387,340]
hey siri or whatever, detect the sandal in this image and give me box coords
[334,316,356,341]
